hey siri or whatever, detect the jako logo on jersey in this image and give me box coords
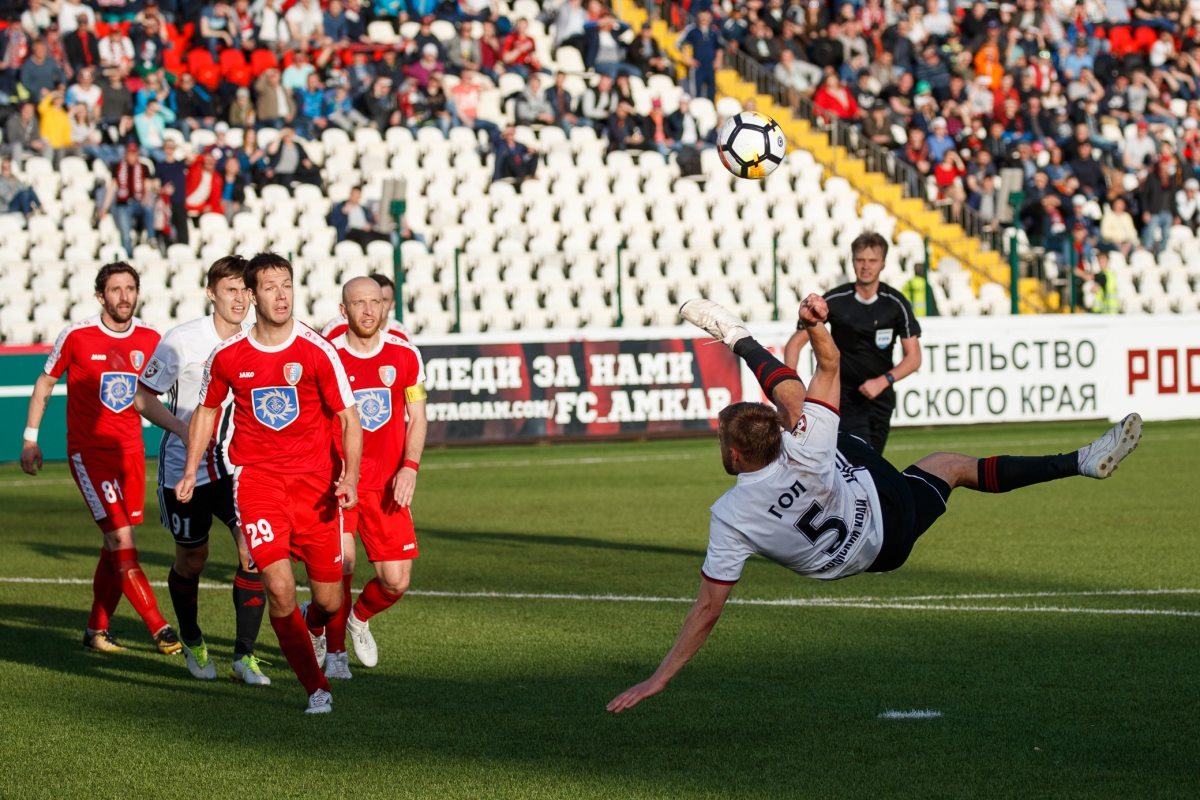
[130,350,145,370]
[90,354,107,360]
[251,386,300,430]
[354,388,392,432]
[379,365,396,387]
[99,372,137,412]
[792,414,811,445]
[875,329,893,349]
[239,372,255,378]
[284,362,303,386]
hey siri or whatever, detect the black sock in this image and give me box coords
[977,453,1079,493]
[232,569,266,659]
[732,336,801,397]
[167,567,202,646]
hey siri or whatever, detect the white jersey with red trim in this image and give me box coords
[199,320,356,475]
[702,401,884,583]
[43,315,161,455]
[321,316,410,342]
[138,315,251,488]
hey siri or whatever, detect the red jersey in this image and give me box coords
[199,321,355,475]
[331,332,426,491]
[320,316,410,342]
[44,315,161,454]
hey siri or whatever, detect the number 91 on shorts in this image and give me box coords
[232,465,345,583]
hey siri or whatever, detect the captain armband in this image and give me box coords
[404,382,427,402]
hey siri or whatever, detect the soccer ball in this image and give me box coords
[717,111,787,180]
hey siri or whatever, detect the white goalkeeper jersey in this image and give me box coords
[702,401,885,583]
[138,315,250,488]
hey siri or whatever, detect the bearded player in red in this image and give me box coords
[177,253,363,714]
[307,276,427,680]
[20,262,182,655]
[319,273,411,342]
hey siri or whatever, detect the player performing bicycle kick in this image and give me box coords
[607,296,1142,714]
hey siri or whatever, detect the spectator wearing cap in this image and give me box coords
[108,143,155,256]
[409,44,445,90]
[65,14,101,74]
[229,86,256,127]
[925,117,954,162]
[627,23,670,77]
[675,10,724,101]
[255,68,297,129]
[493,125,538,184]
[1176,177,1200,231]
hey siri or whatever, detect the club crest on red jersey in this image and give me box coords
[130,350,145,370]
[379,365,396,387]
[354,388,392,432]
[284,362,303,386]
[252,387,300,430]
[99,372,138,412]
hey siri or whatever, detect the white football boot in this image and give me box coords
[299,601,327,668]
[346,611,379,668]
[1078,413,1143,479]
[324,651,353,680]
[305,688,333,714]
[230,654,272,686]
[182,639,217,680]
[679,299,751,350]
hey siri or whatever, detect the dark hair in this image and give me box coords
[717,402,782,468]
[95,262,140,295]
[207,254,247,289]
[368,272,395,291]
[244,252,293,292]
[850,231,889,260]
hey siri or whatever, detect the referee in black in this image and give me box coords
[783,232,922,453]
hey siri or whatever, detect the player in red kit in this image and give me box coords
[177,252,363,714]
[309,276,426,679]
[20,262,182,655]
[320,273,411,341]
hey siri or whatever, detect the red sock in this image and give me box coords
[304,597,334,636]
[352,577,403,622]
[87,549,123,631]
[270,607,331,695]
[326,575,353,654]
[110,548,168,634]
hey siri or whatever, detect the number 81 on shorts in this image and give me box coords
[245,519,276,548]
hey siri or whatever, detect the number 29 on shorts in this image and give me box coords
[245,519,276,548]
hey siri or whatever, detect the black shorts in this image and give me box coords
[158,476,239,549]
[839,387,895,454]
[836,433,951,573]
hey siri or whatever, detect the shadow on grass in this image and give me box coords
[419,527,705,558]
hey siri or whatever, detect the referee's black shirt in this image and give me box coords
[808,283,922,391]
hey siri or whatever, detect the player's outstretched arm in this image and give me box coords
[335,406,363,509]
[798,294,840,409]
[607,578,733,714]
[20,373,58,475]
[176,404,219,503]
[392,398,427,508]
[134,385,189,439]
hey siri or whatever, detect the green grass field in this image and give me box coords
[1,419,1197,798]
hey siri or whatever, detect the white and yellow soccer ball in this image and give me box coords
[717,111,787,179]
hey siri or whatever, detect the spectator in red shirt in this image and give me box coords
[814,73,860,121]
[501,18,541,79]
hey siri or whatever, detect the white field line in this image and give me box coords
[878,710,943,720]
[1,432,1195,487]
[3,577,1199,617]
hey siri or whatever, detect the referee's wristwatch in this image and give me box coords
[884,373,895,386]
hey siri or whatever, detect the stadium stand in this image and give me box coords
[0,1,1197,344]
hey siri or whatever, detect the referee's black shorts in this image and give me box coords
[836,433,951,573]
[839,387,895,453]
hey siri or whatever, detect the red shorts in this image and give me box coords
[233,466,344,583]
[340,488,419,562]
[69,449,146,533]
